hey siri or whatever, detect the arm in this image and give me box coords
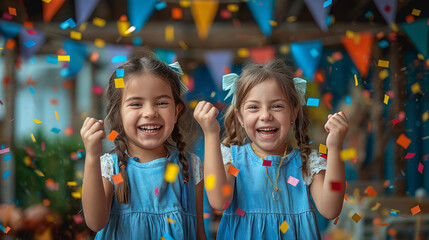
[310,111,349,220]
[80,117,113,231]
[195,181,207,240]
[193,101,236,211]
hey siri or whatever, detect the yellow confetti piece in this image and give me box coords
[346,30,355,38]
[379,69,389,80]
[210,92,216,98]
[426,59,429,66]
[94,38,105,48]
[237,48,249,58]
[269,20,277,27]
[178,40,188,50]
[114,78,125,88]
[286,16,296,22]
[384,94,389,104]
[205,174,216,190]
[319,144,327,154]
[279,45,289,54]
[164,163,180,182]
[370,202,381,211]
[79,22,88,32]
[71,192,82,199]
[391,22,398,32]
[422,111,428,122]
[58,55,70,61]
[417,53,424,60]
[354,74,358,86]
[70,31,82,40]
[167,217,176,224]
[32,119,42,124]
[378,60,389,68]
[165,25,174,42]
[411,9,421,16]
[411,83,421,94]
[340,148,357,161]
[42,0,52,3]
[117,20,131,36]
[179,0,191,8]
[327,56,334,64]
[227,4,239,12]
[34,169,45,177]
[31,133,36,142]
[279,220,289,234]
[55,111,59,121]
[93,17,106,27]
[351,213,362,223]
[67,181,78,186]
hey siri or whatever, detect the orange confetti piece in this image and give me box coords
[222,184,232,197]
[4,226,10,233]
[6,39,16,50]
[107,130,119,141]
[351,213,361,223]
[388,228,397,236]
[411,205,421,215]
[112,173,123,184]
[8,7,17,16]
[333,217,339,225]
[90,52,99,63]
[172,7,183,19]
[365,186,377,197]
[227,165,240,177]
[396,134,411,149]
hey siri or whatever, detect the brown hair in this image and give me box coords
[221,59,312,179]
[104,52,193,204]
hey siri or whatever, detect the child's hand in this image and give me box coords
[193,101,220,135]
[80,117,106,158]
[324,111,349,150]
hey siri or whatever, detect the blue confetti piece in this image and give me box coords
[345,95,352,105]
[60,69,69,77]
[155,1,167,10]
[60,21,70,30]
[323,0,332,8]
[390,211,399,217]
[310,48,319,58]
[0,224,5,232]
[3,154,12,161]
[24,40,36,48]
[46,55,58,64]
[364,11,373,19]
[2,170,11,179]
[60,18,76,30]
[51,128,61,134]
[29,86,35,95]
[378,40,389,48]
[116,69,125,77]
[112,55,127,63]
[325,15,333,26]
[162,233,174,240]
[306,98,320,107]
[1,144,4,149]
[133,37,143,46]
[77,152,83,158]
[29,57,37,63]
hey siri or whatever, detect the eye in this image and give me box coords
[130,103,141,107]
[247,105,258,110]
[157,101,169,106]
[273,104,283,109]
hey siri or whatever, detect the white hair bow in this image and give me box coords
[168,62,189,95]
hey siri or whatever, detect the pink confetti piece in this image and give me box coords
[236,208,246,217]
[26,30,37,35]
[418,163,424,174]
[73,214,84,224]
[287,176,299,186]
[392,118,400,125]
[404,153,415,159]
[154,186,159,196]
[0,148,10,154]
[262,160,272,167]
[41,142,45,151]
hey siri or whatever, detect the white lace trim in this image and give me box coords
[190,153,204,185]
[303,150,327,186]
[221,144,233,165]
[100,153,114,184]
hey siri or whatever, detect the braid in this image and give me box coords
[113,136,130,204]
[294,109,312,180]
[171,125,189,182]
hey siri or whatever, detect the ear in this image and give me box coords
[175,103,183,123]
[235,108,243,126]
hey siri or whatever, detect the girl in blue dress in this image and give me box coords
[80,54,206,239]
[194,59,349,239]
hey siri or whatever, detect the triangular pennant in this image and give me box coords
[373,0,397,26]
[191,0,219,39]
[204,50,233,90]
[43,0,66,23]
[75,0,99,25]
[63,40,87,77]
[19,28,46,59]
[246,0,275,36]
[249,46,276,64]
[127,0,157,32]
[341,32,373,78]
[290,40,323,80]
[0,21,22,38]
[303,0,331,31]
[401,19,428,58]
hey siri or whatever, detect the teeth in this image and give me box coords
[139,125,161,131]
[258,128,276,131]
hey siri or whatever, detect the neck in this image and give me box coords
[126,143,169,163]
[251,143,288,159]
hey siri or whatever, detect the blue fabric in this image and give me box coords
[217,144,321,239]
[95,147,197,239]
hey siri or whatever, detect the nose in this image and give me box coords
[143,105,158,118]
[260,108,273,121]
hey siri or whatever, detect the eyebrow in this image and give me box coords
[124,95,173,103]
[245,99,287,104]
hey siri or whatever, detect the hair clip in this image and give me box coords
[168,62,189,96]
[222,73,239,104]
[293,77,307,106]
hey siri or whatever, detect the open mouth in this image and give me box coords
[138,125,163,133]
[256,128,278,136]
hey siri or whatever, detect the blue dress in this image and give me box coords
[94,147,198,239]
[217,143,322,239]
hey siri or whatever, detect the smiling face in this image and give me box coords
[120,73,182,157]
[236,78,297,157]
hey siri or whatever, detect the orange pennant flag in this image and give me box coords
[191,0,219,39]
[43,0,66,23]
[341,32,373,78]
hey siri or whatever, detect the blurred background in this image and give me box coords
[0,0,428,239]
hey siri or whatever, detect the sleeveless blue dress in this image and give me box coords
[94,147,198,239]
[217,143,321,239]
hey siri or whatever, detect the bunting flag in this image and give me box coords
[75,0,99,25]
[290,40,323,80]
[19,28,46,59]
[401,19,428,58]
[341,32,373,78]
[204,50,233,90]
[43,0,66,23]
[303,0,331,31]
[191,0,219,39]
[249,46,276,64]
[63,40,87,77]
[373,0,397,27]
[127,0,157,32]
[154,49,177,64]
[246,0,275,36]
[0,21,21,38]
